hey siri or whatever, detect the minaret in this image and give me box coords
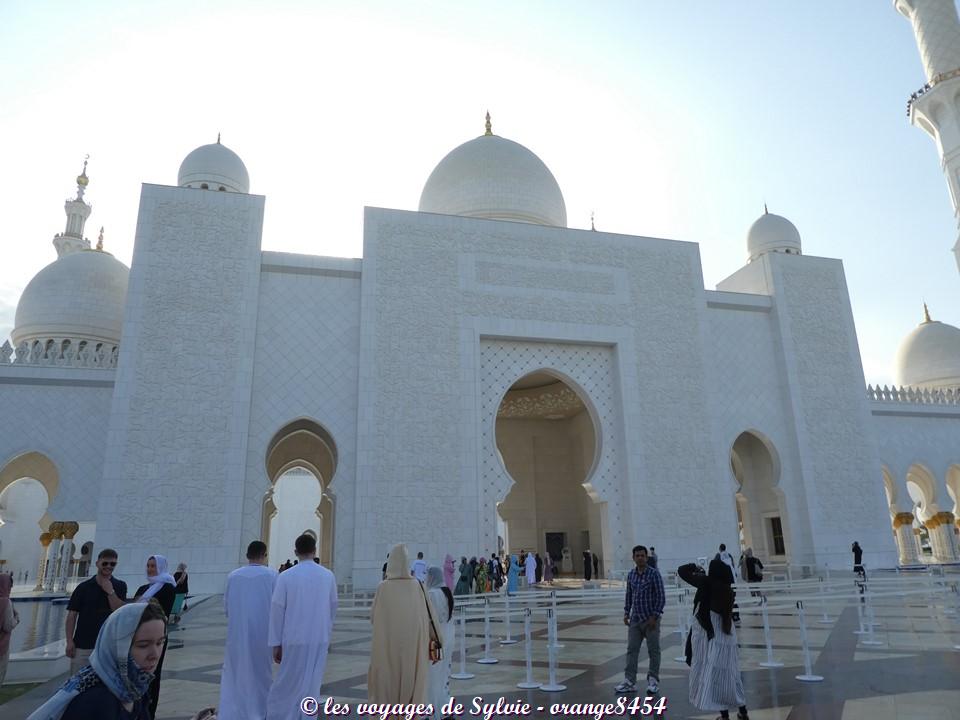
[53,157,93,257]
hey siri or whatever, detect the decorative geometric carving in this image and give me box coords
[497,384,584,419]
[479,339,626,564]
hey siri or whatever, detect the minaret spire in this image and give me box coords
[53,156,93,257]
[896,1,960,271]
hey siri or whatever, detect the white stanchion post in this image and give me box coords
[939,569,956,616]
[759,596,784,668]
[540,608,567,692]
[550,590,564,649]
[451,605,475,680]
[674,591,687,663]
[928,570,938,625]
[501,592,518,644]
[477,596,498,664]
[818,577,830,624]
[516,607,541,689]
[854,593,867,635]
[675,589,685,636]
[795,601,824,682]
[861,582,882,647]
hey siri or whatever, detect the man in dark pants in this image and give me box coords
[615,545,665,695]
[65,548,128,673]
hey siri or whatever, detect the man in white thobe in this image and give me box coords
[267,533,338,720]
[219,541,278,720]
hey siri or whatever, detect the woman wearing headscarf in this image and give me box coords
[173,563,189,611]
[443,555,455,592]
[524,551,537,587]
[506,554,520,593]
[368,544,442,705]
[134,556,176,718]
[424,566,454,720]
[543,554,554,584]
[27,600,166,720]
[0,573,20,685]
[475,557,489,594]
[454,557,471,596]
[677,560,750,720]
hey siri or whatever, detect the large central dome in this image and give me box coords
[419,117,566,227]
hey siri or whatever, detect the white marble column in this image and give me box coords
[44,525,63,593]
[935,513,958,562]
[56,539,74,592]
[33,532,53,591]
[893,512,921,565]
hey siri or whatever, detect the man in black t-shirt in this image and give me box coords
[65,548,128,673]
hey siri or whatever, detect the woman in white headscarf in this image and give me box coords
[424,566,454,719]
[27,600,166,719]
[134,555,177,717]
[525,551,537,587]
[368,544,442,706]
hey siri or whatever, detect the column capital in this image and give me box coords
[893,511,916,528]
[39,532,53,547]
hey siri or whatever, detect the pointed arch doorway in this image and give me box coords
[262,420,338,569]
[494,370,610,579]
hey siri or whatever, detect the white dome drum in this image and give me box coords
[178,139,250,193]
[419,122,566,227]
[13,250,130,347]
[746,211,802,262]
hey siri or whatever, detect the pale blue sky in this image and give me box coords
[0,1,954,385]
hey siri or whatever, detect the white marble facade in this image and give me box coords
[8,0,960,588]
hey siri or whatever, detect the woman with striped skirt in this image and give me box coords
[678,560,750,720]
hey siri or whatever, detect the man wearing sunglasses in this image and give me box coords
[65,548,128,673]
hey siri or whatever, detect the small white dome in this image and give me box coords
[178,141,249,193]
[419,131,566,227]
[747,211,802,262]
[13,250,130,346]
[894,309,960,389]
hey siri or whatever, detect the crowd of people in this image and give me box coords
[16,536,872,720]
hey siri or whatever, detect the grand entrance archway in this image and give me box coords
[0,452,59,581]
[494,370,609,578]
[731,431,790,564]
[262,419,337,569]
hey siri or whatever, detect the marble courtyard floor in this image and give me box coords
[6,576,960,719]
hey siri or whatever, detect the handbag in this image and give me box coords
[419,582,444,664]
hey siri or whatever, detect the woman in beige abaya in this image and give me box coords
[368,543,442,706]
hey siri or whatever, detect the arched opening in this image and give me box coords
[262,419,338,570]
[0,452,59,581]
[0,478,49,580]
[947,466,960,519]
[494,370,608,580]
[907,464,939,558]
[730,431,789,564]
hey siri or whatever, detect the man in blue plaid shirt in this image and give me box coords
[615,545,665,695]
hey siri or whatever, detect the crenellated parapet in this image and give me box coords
[0,338,118,369]
[866,383,960,405]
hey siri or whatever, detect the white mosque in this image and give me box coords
[2,1,960,593]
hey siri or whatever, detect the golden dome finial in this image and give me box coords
[96,226,104,251]
[76,155,90,200]
[923,301,932,323]
[590,211,596,231]
[217,132,221,144]
[484,111,492,136]
[763,202,768,215]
